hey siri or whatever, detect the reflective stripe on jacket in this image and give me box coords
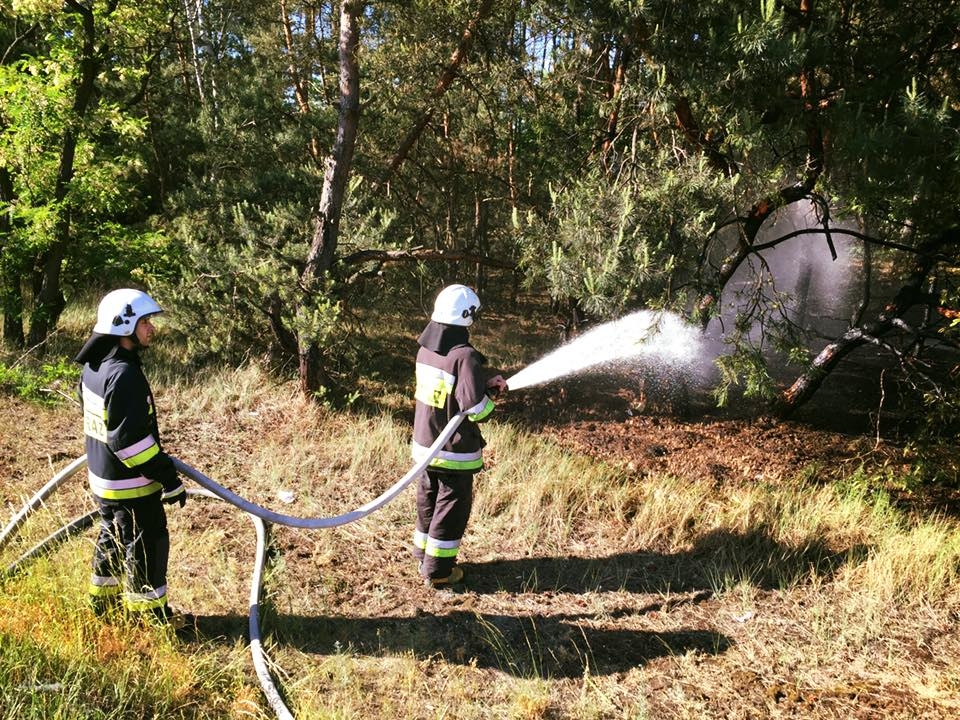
[80,345,177,500]
[412,341,495,472]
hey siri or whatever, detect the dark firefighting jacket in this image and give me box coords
[79,343,182,502]
[412,321,496,472]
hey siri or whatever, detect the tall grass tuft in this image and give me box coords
[0,551,252,719]
[842,519,960,605]
[476,423,628,550]
[476,420,960,606]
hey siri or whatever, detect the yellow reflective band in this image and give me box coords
[415,363,456,409]
[468,397,495,422]
[124,584,167,612]
[88,583,122,597]
[120,443,160,468]
[89,471,158,494]
[426,547,460,558]
[413,442,483,472]
[96,484,162,500]
[428,456,483,471]
[425,538,460,559]
[124,596,168,612]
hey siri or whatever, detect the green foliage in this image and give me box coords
[518,149,733,319]
[0,356,78,402]
[294,283,344,355]
[3,0,958,424]
[713,342,776,407]
[156,236,297,361]
[903,310,960,484]
[0,0,174,329]
[154,197,354,380]
[519,172,649,319]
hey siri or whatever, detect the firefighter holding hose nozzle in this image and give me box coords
[411,284,507,588]
[75,289,190,629]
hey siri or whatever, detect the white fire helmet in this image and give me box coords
[93,288,163,337]
[431,284,481,326]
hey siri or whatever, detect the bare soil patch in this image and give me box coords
[503,373,861,476]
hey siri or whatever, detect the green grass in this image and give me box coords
[0,554,254,720]
[0,355,79,403]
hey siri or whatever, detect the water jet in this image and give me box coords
[506,309,707,391]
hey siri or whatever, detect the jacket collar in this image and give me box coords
[74,333,140,367]
[417,320,470,355]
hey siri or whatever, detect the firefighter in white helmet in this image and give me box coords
[75,289,189,628]
[411,284,508,588]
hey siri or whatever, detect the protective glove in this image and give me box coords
[162,484,187,508]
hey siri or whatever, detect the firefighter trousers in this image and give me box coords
[414,469,474,580]
[89,492,170,616]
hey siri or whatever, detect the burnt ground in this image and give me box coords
[495,352,958,498]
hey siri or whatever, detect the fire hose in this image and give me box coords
[0,411,468,720]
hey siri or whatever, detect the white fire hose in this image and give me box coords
[0,411,468,720]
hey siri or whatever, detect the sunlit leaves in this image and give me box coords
[0,0,176,327]
[10,0,62,17]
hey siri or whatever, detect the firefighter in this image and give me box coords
[411,284,507,588]
[75,288,188,627]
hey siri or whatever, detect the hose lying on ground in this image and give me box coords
[170,409,466,527]
[3,488,294,720]
[0,455,87,551]
[0,412,467,720]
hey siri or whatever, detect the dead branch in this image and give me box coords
[775,226,960,416]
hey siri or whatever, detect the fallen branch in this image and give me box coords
[775,226,960,416]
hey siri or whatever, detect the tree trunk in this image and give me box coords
[280,0,321,164]
[27,0,99,349]
[0,271,24,346]
[297,0,362,397]
[181,0,220,129]
[599,16,646,158]
[0,166,25,346]
[375,0,495,191]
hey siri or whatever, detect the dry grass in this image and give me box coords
[2,302,960,717]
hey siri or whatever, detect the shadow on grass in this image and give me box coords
[182,527,860,678]
[277,528,861,678]
[183,576,729,677]
[465,528,863,596]
[184,546,735,679]
[268,610,731,679]
[189,609,729,679]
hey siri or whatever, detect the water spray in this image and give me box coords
[505,309,706,391]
